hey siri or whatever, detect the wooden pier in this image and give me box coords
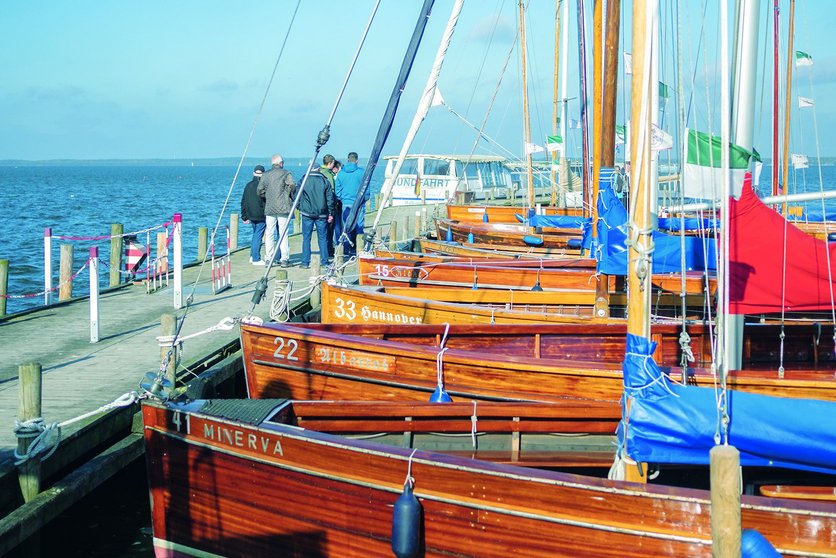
[0,203,434,555]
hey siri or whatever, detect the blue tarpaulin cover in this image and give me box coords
[657,217,717,232]
[590,179,717,275]
[618,334,836,474]
[525,214,590,229]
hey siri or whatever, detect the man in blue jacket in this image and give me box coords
[335,152,369,257]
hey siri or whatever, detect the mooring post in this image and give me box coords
[59,244,74,301]
[229,212,239,251]
[389,220,398,251]
[294,209,301,236]
[89,247,99,343]
[274,269,290,321]
[197,227,208,262]
[374,193,381,211]
[710,445,742,557]
[109,223,123,288]
[0,259,8,317]
[44,227,53,305]
[355,232,365,256]
[172,214,183,309]
[17,362,43,502]
[334,243,344,269]
[160,313,178,386]
[156,231,167,281]
[414,211,421,238]
[402,216,410,242]
[421,207,427,235]
[309,262,321,310]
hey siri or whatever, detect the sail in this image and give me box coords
[618,334,836,475]
[729,179,836,313]
[592,177,716,275]
[367,0,465,233]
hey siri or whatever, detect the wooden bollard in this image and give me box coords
[160,313,179,386]
[414,211,421,238]
[294,209,301,235]
[197,227,208,262]
[710,445,741,557]
[275,269,290,321]
[389,220,399,251]
[334,242,344,268]
[59,244,74,301]
[17,362,43,502]
[420,188,426,204]
[229,213,239,251]
[421,207,428,234]
[109,223,123,287]
[309,263,321,310]
[402,216,410,242]
[0,259,8,316]
[356,232,365,255]
[156,232,168,275]
[375,193,381,211]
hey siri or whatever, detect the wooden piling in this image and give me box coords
[710,445,741,557]
[59,244,74,301]
[374,194,381,211]
[160,313,178,386]
[156,232,167,275]
[229,213,239,251]
[309,263,321,310]
[197,227,208,262]
[109,223,123,288]
[294,210,301,235]
[414,211,421,237]
[402,216,410,242]
[0,259,8,316]
[389,220,399,251]
[17,362,43,502]
[356,232,365,255]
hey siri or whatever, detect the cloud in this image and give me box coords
[467,15,515,43]
[199,79,238,94]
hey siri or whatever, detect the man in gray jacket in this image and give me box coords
[257,153,296,267]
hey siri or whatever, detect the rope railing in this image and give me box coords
[50,217,174,242]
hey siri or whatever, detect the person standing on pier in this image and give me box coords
[336,151,368,257]
[330,159,343,258]
[241,164,267,265]
[298,166,336,269]
[320,154,337,259]
[258,153,296,268]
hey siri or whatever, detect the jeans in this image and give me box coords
[249,221,266,261]
[265,214,290,263]
[301,216,329,266]
[341,204,366,255]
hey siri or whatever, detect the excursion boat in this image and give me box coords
[385,154,513,205]
[240,320,836,404]
[142,396,836,557]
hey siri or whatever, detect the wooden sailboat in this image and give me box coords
[435,217,584,251]
[142,395,836,557]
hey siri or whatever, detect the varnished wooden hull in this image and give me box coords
[436,218,583,250]
[242,321,836,404]
[446,203,584,223]
[143,399,836,557]
[418,237,586,258]
[358,254,711,296]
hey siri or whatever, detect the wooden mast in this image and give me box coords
[518,0,535,205]
[550,1,562,207]
[592,0,621,319]
[781,0,796,215]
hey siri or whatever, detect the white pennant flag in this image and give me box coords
[524,142,545,155]
[430,87,445,107]
[624,52,633,75]
[791,153,809,169]
[651,125,673,151]
[798,96,815,108]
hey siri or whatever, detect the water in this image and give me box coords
[0,160,385,315]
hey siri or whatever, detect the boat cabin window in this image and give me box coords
[385,157,419,178]
[423,159,451,177]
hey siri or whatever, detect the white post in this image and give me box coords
[173,213,183,309]
[226,226,232,288]
[44,227,52,305]
[89,246,99,343]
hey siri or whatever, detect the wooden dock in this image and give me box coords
[0,202,433,554]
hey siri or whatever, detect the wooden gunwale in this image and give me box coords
[446,204,584,223]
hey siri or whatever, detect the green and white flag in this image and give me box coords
[546,135,562,153]
[615,124,626,146]
[658,82,671,101]
[683,128,757,200]
[795,51,813,67]
[799,96,815,108]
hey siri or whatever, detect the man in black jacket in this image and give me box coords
[298,166,336,269]
[240,165,267,265]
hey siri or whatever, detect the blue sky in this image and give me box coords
[1,1,835,161]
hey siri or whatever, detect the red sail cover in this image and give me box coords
[729,178,836,313]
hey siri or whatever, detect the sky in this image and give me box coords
[2,0,835,161]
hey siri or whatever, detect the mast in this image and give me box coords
[550,1,562,207]
[781,0,796,215]
[771,0,780,197]
[577,0,592,218]
[591,0,603,226]
[518,0,535,205]
[558,0,571,207]
[367,0,463,236]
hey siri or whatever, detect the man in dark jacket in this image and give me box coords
[298,166,336,269]
[240,165,266,265]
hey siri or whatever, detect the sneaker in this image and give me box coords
[251,259,265,266]
[280,260,291,268]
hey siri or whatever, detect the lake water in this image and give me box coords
[0,160,386,315]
